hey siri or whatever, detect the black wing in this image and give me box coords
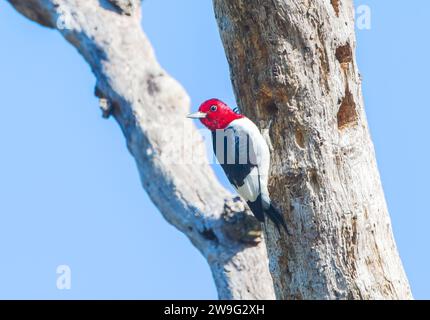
[211,128,256,189]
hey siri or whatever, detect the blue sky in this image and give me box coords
[0,0,428,299]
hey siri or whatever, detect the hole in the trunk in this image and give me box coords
[331,0,340,17]
[265,101,279,115]
[337,89,358,130]
[336,43,353,66]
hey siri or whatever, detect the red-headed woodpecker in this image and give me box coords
[188,98,287,232]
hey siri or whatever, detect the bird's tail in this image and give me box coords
[247,197,288,234]
[264,203,288,234]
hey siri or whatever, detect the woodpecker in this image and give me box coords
[188,98,287,232]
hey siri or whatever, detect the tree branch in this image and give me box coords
[6,0,276,299]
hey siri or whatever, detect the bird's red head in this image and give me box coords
[187,99,244,131]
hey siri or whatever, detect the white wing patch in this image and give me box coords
[235,167,260,202]
[217,117,271,204]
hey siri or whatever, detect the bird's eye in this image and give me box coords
[210,105,217,112]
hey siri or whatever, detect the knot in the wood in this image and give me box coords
[95,86,112,118]
[107,0,139,16]
[221,197,262,245]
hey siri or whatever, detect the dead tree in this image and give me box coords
[213,0,412,299]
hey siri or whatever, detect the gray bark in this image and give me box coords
[6,0,276,300]
[213,0,412,299]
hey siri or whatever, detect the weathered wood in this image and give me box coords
[213,0,412,299]
[6,0,276,300]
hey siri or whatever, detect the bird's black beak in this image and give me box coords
[187,111,207,119]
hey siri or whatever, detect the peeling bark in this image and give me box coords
[6,0,276,300]
[213,0,412,299]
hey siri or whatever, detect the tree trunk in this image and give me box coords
[213,0,412,299]
[6,0,276,300]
